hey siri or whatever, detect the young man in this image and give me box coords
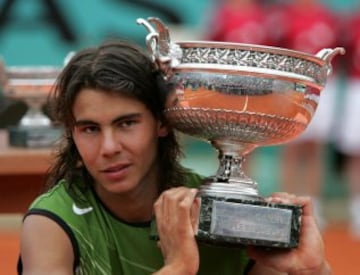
[18,40,331,274]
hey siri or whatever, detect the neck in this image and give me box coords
[95,176,160,223]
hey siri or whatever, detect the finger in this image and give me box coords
[176,188,198,226]
[266,194,315,222]
[294,196,314,217]
[162,187,197,211]
[154,187,198,233]
[266,192,296,202]
[266,192,304,206]
[153,193,163,219]
[190,196,200,233]
[162,187,193,223]
[156,187,186,225]
[153,195,166,236]
[178,188,198,207]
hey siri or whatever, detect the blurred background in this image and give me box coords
[1,0,360,274]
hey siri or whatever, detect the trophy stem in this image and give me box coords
[200,139,261,200]
[216,154,254,183]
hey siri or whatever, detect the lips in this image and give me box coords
[101,163,131,180]
[102,163,130,172]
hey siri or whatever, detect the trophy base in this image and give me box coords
[197,195,302,248]
[149,194,302,249]
[8,126,63,148]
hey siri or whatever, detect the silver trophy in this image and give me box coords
[138,17,344,248]
[1,66,62,147]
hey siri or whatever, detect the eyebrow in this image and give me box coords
[74,113,142,127]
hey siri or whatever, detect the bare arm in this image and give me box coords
[153,187,200,275]
[247,193,332,275]
[20,215,74,275]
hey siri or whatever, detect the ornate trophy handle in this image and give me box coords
[137,17,182,79]
[316,47,346,76]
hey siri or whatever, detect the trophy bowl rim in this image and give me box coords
[174,40,327,65]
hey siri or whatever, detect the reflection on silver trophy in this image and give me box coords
[2,66,62,147]
[138,17,345,248]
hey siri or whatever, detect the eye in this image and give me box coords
[81,125,100,134]
[118,119,138,129]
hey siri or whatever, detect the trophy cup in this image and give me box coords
[138,17,344,248]
[2,66,62,147]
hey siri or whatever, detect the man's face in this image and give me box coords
[72,88,168,196]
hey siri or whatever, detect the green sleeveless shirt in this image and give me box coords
[22,173,250,275]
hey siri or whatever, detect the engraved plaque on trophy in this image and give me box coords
[2,66,62,147]
[138,17,344,248]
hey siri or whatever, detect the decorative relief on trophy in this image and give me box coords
[139,17,344,248]
[1,66,62,147]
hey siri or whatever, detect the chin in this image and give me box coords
[102,180,136,195]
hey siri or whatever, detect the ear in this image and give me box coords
[157,121,169,137]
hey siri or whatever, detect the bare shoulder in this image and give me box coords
[20,214,74,274]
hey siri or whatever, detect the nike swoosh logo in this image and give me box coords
[72,203,93,215]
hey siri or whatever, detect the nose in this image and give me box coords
[100,129,121,157]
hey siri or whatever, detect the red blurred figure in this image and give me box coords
[279,0,339,54]
[334,9,360,237]
[205,0,275,46]
[278,0,341,229]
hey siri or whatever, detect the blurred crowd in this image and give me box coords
[204,0,360,236]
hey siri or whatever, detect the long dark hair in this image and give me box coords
[46,40,187,194]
